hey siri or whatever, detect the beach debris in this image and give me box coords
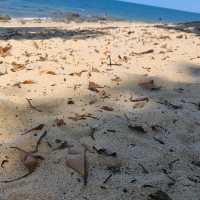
[69,70,87,77]
[66,147,88,185]
[1,147,44,183]
[53,141,71,151]
[124,114,147,133]
[132,49,154,55]
[22,123,45,135]
[10,62,25,72]
[101,106,114,111]
[88,81,104,92]
[46,71,57,75]
[67,98,75,104]
[0,44,12,57]
[153,137,165,145]
[93,146,117,157]
[26,98,43,112]
[1,159,9,168]
[55,118,66,127]
[148,190,172,200]
[103,174,113,184]
[130,96,149,102]
[138,163,149,174]
[68,113,97,121]
[22,80,35,84]
[138,79,161,90]
[31,130,48,153]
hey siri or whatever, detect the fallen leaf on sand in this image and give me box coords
[138,79,160,90]
[66,148,88,185]
[69,70,87,77]
[88,81,104,92]
[101,106,114,111]
[46,71,56,75]
[0,44,12,57]
[22,80,35,84]
[11,62,25,72]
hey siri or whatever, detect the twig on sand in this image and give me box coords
[26,98,42,112]
[21,124,45,135]
[31,130,48,153]
[103,174,112,184]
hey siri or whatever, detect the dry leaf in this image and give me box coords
[11,62,25,72]
[46,71,57,75]
[69,70,87,77]
[22,80,35,84]
[101,106,114,111]
[0,44,12,57]
[66,148,88,185]
[88,81,103,93]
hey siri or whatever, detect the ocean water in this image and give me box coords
[1,0,200,23]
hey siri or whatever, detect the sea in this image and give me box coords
[1,0,200,23]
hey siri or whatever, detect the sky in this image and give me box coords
[121,0,200,13]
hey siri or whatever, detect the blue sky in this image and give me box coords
[121,0,200,13]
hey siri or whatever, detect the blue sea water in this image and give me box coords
[1,0,200,23]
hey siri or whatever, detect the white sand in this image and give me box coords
[0,19,200,200]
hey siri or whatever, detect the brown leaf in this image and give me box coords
[66,148,88,185]
[11,62,25,72]
[101,106,114,111]
[69,70,87,77]
[46,71,57,75]
[88,81,103,93]
[0,44,12,57]
[22,80,35,84]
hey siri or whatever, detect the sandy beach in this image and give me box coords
[0,19,200,200]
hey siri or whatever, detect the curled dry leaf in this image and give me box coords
[11,62,25,72]
[101,106,114,111]
[0,44,12,57]
[46,71,57,75]
[88,81,103,93]
[22,80,35,84]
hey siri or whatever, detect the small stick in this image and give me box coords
[26,98,42,112]
[21,124,45,135]
[1,171,33,183]
[103,174,112,184]
[31,130,47,153]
